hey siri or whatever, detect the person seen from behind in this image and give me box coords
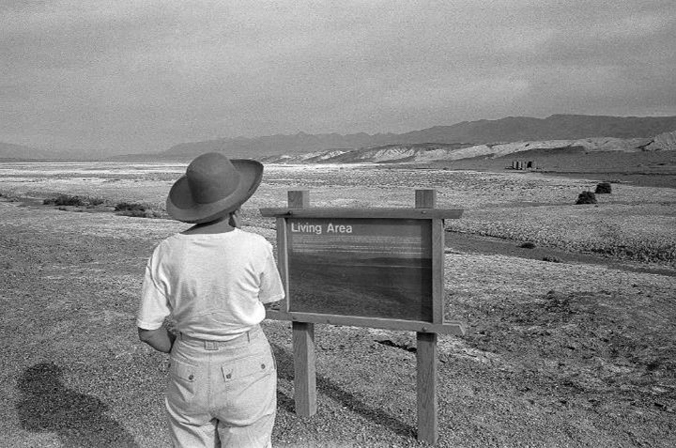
[136,152,284,447]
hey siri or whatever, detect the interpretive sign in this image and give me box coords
[260,190,465,445]
[287,218,433,321]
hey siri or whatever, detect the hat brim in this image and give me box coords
[166,159,263,224]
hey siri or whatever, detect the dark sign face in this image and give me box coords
[286,218,433,322]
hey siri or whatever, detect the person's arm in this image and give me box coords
[259,247,285,307]
[263,301,282,311]
[138,327,176,353]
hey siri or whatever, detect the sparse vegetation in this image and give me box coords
[43,194,105,207]
[114,201,161,218]
[43,194,86,206]
[595,182,612,194]
[114,201,146,213]
[575,190,597,204]
[0,191,20,202]
[1,160,675,447]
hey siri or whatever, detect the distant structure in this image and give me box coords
[511,160,537,170]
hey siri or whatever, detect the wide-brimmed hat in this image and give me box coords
[166,152,263,224]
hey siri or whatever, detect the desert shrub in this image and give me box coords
[1,192,19,202]
[575,191,597,205]
[114,201,161,218]
[114,202,146,212]
[119,209,150,218]
[43,194,106,207]
[43,194,86,206]
[591,241,676,264]
[595,182,612,194]
[520,242,536,249]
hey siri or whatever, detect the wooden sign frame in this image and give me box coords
[260,189,464,444]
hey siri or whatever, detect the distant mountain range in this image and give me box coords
[262,131,676,165]
[0,141,54,161]
[160,114,676,159]
[0,141,111,161]
[2,114,676,161]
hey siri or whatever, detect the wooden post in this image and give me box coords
[293,322,316,416]
[288,190,317,417]
[415,189,439,444]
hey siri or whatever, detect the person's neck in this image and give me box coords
[183,216,236,235]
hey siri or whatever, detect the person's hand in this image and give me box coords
[228,209,241,228]
[264,301,282,311]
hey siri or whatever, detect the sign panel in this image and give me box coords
[286,218,433,322]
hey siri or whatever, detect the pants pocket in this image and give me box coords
[221,348,276,382]
[168,357,198,404]
[219,348,277,426]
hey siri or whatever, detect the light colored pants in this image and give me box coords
[166,326,277,448]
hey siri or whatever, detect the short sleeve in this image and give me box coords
[136,260,171,330]
[258,244,285,303]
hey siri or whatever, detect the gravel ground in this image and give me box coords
[1,162,675,447]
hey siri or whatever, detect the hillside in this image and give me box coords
[262,131,676,165]
[392,114,676,145]
[162,132,395,159]
[160,114,676,159]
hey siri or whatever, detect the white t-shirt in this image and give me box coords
[137,228,285,340]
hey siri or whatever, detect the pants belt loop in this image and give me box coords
[247,331,251,343]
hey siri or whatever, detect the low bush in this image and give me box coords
[118,209,151,218]
[43,194,106,207]
[43,194,86,207]
[114,201,160,218]
[595,182,612,194]
[114,202,146,213]
[0,191,19,202]
[575,191,597,205]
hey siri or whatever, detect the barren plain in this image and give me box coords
[0,158,675,447]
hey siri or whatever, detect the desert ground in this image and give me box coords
[0,156,675,447]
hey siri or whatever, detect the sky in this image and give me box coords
[1,0,675,155]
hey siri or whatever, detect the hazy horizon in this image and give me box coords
[2,1,675,155]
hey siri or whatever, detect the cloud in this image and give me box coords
[1,0,675,152]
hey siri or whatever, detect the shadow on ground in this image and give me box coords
[16,362,139,448]
[271,343,416,439]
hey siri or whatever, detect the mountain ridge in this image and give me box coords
[159,114,676,159]
[2,114,676,161]
[261,131,676,165]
